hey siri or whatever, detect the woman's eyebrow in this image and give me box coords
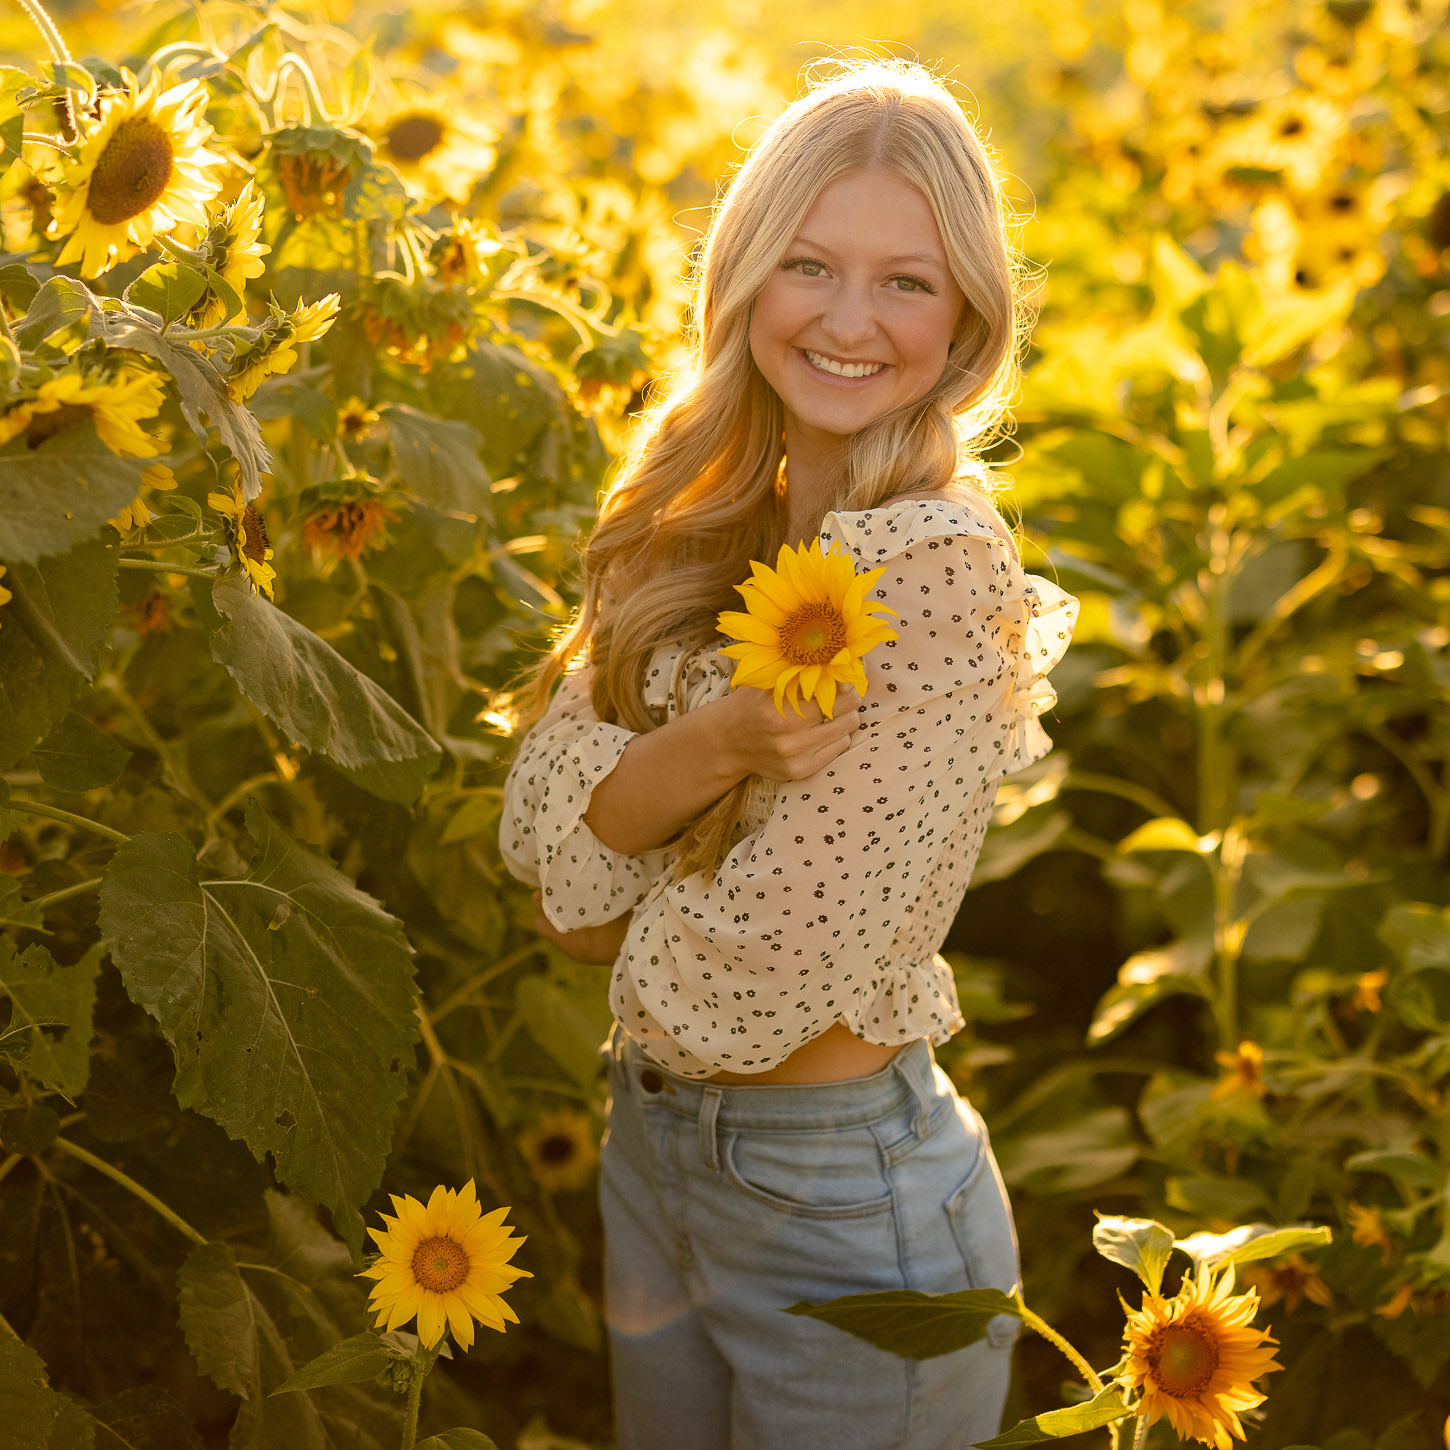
[790,236,947,269]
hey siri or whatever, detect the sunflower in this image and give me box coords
[717,539,898,718]
[207,478,276,598]
[226,294,340,402]
[1238,1254,1333,1314]
[110,462,178,532]
[358,1180,531,1352]
[518,1109,599,1194]
[1119,1267,1282,1449]
[0,366,166,457]
[265,123,372,221]
[46,68,225,278]
[302,495,401,563]
[1211,1040,1265,1100]
[0,565,11,630]
[1347,1202,1395,1264]
[337,396,380,437]
[376,98,498,203]
[190,181,269,327]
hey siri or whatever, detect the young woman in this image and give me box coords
[500,59,1078,1450]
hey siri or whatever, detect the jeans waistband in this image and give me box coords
[604,1021,941,1138]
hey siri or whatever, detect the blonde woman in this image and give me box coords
[500,59,1078,1450]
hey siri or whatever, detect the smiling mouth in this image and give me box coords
[800,348,886,379]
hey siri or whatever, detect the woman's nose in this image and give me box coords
[819,283,877,349]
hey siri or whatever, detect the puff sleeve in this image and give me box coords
[610,497,1078,1077]
[499,666,670,929]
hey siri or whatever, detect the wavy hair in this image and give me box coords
[509,57,1039,871]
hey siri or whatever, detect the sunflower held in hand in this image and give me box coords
[717,539,897,718]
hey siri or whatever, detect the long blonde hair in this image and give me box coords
[511,58,1039,869]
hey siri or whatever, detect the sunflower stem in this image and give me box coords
[26,875,102,911]
[13,0,77,139]
[1131,1413,1150,1449]
[50,1137,208,1246]
[5,799,129,844]
[398,1343,440,1450]
[20,131,73,152]
[1015,1303,1105,1395]
[116,558,218,580]
[273,54,332,125]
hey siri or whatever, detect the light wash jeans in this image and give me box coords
[599,1023,1021,1450]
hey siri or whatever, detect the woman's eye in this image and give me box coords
[782,256,827,277]
[890,274,937,294]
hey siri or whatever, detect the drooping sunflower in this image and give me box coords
[1119,1267,1282,1450]
[226,294,340,402]
[207,478,276,598]
[1238,1254,1333,1315]
[302,494,401,563]
[189,181,269,327]
[46,68,225,278]
[0,366,167,457]
[717,538,898,718]
[1210,1040,1265,1101]
[358,1180,532,1352]
[518,1109,599,1194]
[264,123,373,221]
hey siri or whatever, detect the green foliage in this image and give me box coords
[785,1287,1024,1360]
[972,1385,1133,1448]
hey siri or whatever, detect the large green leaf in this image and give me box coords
[0,1331,99,1449]
[32,710,132,793]
[124,262,208,326]
[784,1286,1024,1361]
[415,1435,500,1450]
[0,939,103,1098]
[209,576,441,805]
[11,276,99,352]
[383,404,490,516]
[1091,1215,1175,1296]
[973,1384,1134,1447]
[98,799,419,1250]
[101,316,271,496]
[270,1333,396,1395]
[0,537,119,771]
[0,425,143,565]
[1174,1222,1333,1273]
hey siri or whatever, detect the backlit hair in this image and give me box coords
[509,57,1039,870]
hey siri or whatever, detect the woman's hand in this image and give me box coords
[531,890,634,964]
[708,684,863,782]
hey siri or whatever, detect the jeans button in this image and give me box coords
[639,1069,664,1094]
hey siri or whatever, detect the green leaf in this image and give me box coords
[0,1102,59,1153]
[98,800,419,1251]
[384,404,491,516]
[1174,1222,1333,1272]
[415,1434,501,1450]
[0,1332,98,1450]
[516,973,611,1090]
[784,1286,1024,1361]
[11,276,99,351]
[0,537,119,771]
[0,939,102,1097]
[1087,935,1212,1046]
[101,317,271,497]
[210,576,441,805]
[124,263,208,325]
[1379,903,1450,973]
[1344,1150,1443,1190]
[270,1331,395,1395]
[1091,1215,1175,1295]
[177,1241,256,1398]
[32,710,131,793]
[972,1383,1133,1447]
[91,1386,206,1449]
[0,424,144,564]
[1118,817,1214,854]
[996,1108,1138,1192]
[0,262,40,315]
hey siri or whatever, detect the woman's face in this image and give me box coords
[748,168,966,453]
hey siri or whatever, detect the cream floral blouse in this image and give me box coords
[500,494,1079,1079]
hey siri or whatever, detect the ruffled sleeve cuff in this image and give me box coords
[1000,572,1079,776]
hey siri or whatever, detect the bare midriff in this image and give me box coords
[705,1021,914,1086]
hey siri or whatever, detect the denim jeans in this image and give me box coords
[599,1023,1021,1450]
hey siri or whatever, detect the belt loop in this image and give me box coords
[894,1041,936,1139]
[699,1087,724,1172]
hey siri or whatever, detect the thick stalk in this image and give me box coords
[6,799,128,845]
[13,0,76,139]
[117,559,218,580]
[399,1367,424,1450]
[1016,1304,1104,1394]
[50,1137,207,1246]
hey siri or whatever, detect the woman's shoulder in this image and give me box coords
[820,478,1021,567]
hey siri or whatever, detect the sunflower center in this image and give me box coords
[88,117,175,226]
[779,604,848,667]
[25,403,92,447]
[539,1134,576,1164]
[1277,116,1306,138]
[387,115,446,162]
[241,504,270,563]
[411,1235,469,1293]
[1148,1319,1220,1399]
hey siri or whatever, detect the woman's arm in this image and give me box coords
[582,683,863,856]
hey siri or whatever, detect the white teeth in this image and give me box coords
[803,349,885,378]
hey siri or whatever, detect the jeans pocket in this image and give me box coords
[721,1127,895,1220]
[944,1130,1022,1348]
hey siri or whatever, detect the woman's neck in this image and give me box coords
[782,432,848,544]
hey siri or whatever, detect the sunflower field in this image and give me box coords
[0,0,1447,1445]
